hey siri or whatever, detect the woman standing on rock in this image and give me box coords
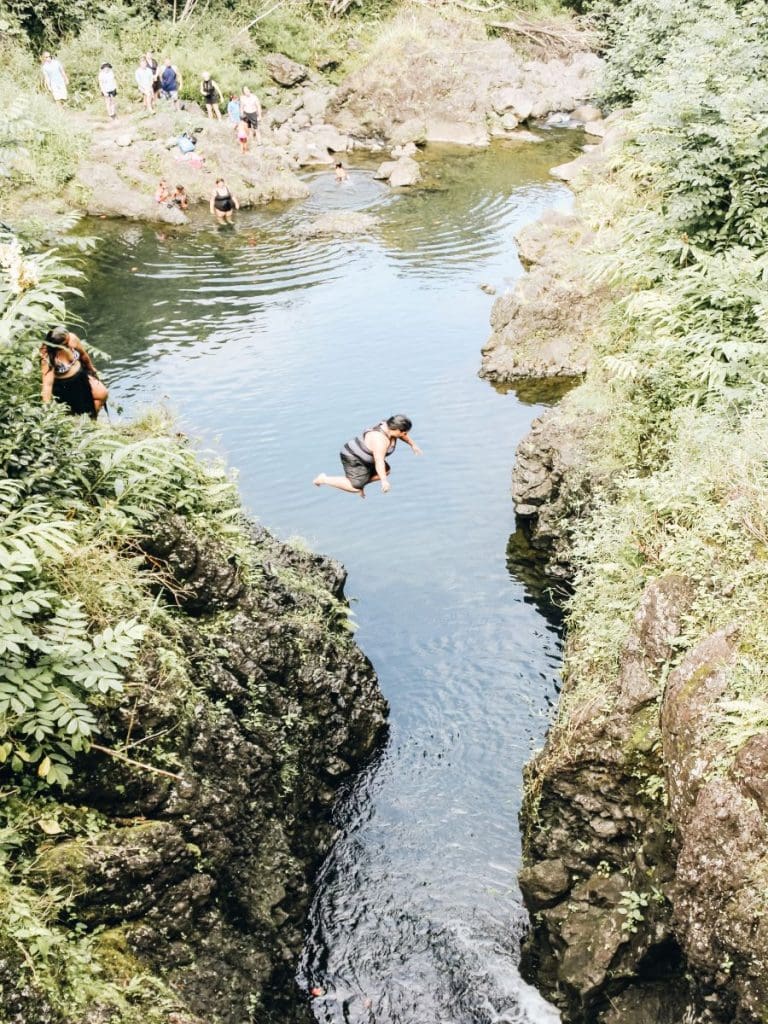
[40,326,108,418]
[314,415,422,497]
[210,178,239,224]
[200,72,223,119]
[239,87,262,145]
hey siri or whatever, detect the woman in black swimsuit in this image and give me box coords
[40,326,108,418]
[200,72,223,120]
[313,415,423,497]
[210,178,239,224]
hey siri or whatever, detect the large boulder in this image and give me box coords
[373,160,397,181]
[490,87,535,120]
[390,119,427,147]
[289,134,334,166]
[303,211,378,237]
[301,88,331,121]
[306,123,351,153]
[265,52,309,87]
[572,104,602,123]
[424,119,489,147]
[388,155,421,187]
[514,209,582,269]
[481,210,599,384]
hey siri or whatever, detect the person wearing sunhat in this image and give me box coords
[200,72,223,119]
[98,62,118,118]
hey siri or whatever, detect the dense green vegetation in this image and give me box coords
[7,0,767,1015]
[545,0,768,768]
[0,231,251,1018]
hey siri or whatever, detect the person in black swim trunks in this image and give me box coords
[40,326,108,418]
[239,86,262,144]
[210,178,239,224]
[313,415,422,497]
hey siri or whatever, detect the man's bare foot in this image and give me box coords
[313,474,327,486]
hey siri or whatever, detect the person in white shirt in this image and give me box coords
[41,52,68,106]
[135,57,155,112]
[98,62,118,118]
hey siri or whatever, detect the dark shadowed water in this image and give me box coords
[76,133,580,1024]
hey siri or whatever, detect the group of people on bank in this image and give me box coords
[42,50,264,144]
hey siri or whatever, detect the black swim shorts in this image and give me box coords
[244,111,259,129]
[340,452,389,490]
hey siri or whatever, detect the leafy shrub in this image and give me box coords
[592,0,739,109]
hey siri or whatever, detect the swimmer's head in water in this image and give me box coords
[387,414,412,434]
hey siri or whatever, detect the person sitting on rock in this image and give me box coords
[313,415,422,497]
[171,184,188,210]
[155,179,170,204]
[334,161,348,183]
[239,86,262,145]
[176,131,197,154]
[200,72,223,119]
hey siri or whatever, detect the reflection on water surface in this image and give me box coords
[76,132,581,1024]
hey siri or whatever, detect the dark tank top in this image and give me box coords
[343,424,395,465]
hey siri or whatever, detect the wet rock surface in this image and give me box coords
[29,518,387,1024]
[303,210,379,237]
[511,397,608,578]
[519,576,697,1023]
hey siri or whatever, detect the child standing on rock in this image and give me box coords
[237,117,249,153]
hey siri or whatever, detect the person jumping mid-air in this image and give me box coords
[314,415,422,497]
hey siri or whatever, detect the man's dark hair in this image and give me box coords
[387,414,412,432]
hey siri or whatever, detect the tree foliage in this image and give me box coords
[0,234,244,789]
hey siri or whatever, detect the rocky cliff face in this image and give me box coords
[21,518,387,1024]
[504,173,768,1022]
[327,11,602,147]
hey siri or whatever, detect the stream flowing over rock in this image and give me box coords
[19,518,387,1024]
